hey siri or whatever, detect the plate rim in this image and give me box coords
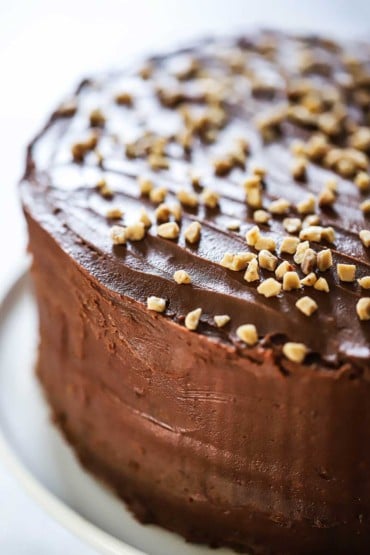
[0,266,145,555]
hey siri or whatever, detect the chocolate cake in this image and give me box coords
[20,30,370,554]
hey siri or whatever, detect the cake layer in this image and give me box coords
[21,30,370,554]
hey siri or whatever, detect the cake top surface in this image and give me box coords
[22,29,370,368]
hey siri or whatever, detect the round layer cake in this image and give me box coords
[20,30,370,554]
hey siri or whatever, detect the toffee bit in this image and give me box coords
[177,189,199,207]
[294,241,310,264]
[257,278,282,298]
[155,203,171,223]
[358,276,370,289]
[258,250,278,271]
[226,219,241,231]
[213,157,232,176]
[106,207,123,219]
[291,157,307,180]
[147,296,166,313]
[150,186,167,204]
[89,108,106,128]
[355,172,370,192]
[138,176,154,195]
[300,272,317,287]
[318,187,336,207]
[157,222,180,239]
[295,296,318,316]
[314,277,330,292]
[201,188,220,208]
[299,226,323,242]
[139,208,152,228]
[253,210,271,224]
[317,249,333,271]
[148,153,169,171]
[337,263,356,282]
[246,225,261,247]
[214,314,231,328]
[236,324,258,346]
[282,342,308,363]
[185,308,202,330]
[110,225,126,245]
[356,298,370,321]
[297,194,316,215]
[359,230,370,247]
[360,199,370,214]
[283,271,301,291]
[302,214,321,228]
[221,252,256,271]
[254,235,276,252]
[184,221,201,243]
[283,217,302,234]
[280,236,300,255]
[170,203,182,221]
[125,222,146,241]
[244,258,260,282]
[268,198,291,215]
[275,261,294,281]
[173,270,192,284]
[115,92,133,106]
[301,248,317,275]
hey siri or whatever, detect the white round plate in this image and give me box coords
[0,270,233,555]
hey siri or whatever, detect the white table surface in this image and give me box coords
[0,1,369,553]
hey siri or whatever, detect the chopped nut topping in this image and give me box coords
[291,157,307,180]
[301,248,317,275]
[236,324,258,346]
[302,214,321,228]
[106,207,123,219]
[280,236,300,254]
[251,164,266,178]
[257,278,282,297]
[258,249,278,271]
[125,222,146,241]
[177,189,199,207]
[299,225,323,242]
[148,153,169,171]
[355,172,370,192]
[294,241,310,264]
[297,194,316,214]
[138,176,154,195]
[359,229,370,247]
[325,177,338,193]
[321,226,336,243]
[213,157,232,176]
[110,225,126,245]
[283,217,302,234]
[244,258,260,282]
[254,235,276,252]
[253,209,271,224]
[356,298,370,320]
[290,139,306,156]
[314,277,330,292]
[173,270,191,284]
[155,203,171,223]
[283,342,308,363]
[243,175,261,191]
[185,308,202,330]
[139,208,152,228]
[221,252,256,271]
[337,263,356,282]
[275,260,294,280]
[184,221,201,243]
[296,296,318,316]
[214,314,231,327]
[358,276,370,289]
[170,203,182,221]
[201,188,219,208]
[226,219,241,231]
[97,178,113,198]
[300,272,317,287]
[318,187,336,207]
[283,271,301,291]
[89,108,105,128]
[360,199,370,214]
[268,198,291,215]
[317,249,333,271]
[71,133,99,161]
[150,186,167,204]
[115,92,133,106]
[147,296,166,313]
[246,186,262,208]
[246,225,261,247]
[157,221,180,239]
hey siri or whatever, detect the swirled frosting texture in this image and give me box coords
[22,30,370,367]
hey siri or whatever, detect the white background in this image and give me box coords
[0,1,369,553]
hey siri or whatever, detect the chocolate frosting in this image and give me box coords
[21,30,370,367]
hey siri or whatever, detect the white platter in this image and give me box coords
[0,271,233,555]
